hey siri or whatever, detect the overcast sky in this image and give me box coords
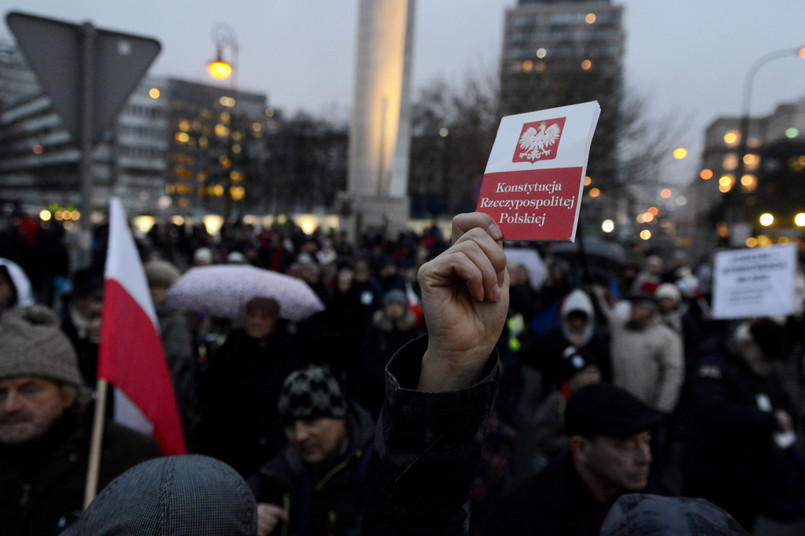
[2,1,804,188]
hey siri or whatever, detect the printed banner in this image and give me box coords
[476,101,600,241]
[712,244,797,319]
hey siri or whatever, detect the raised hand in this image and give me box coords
[417,212,510,392]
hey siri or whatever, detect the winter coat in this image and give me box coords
[610,315,684,414]
[62,455,257,535]
[681,338,797,526]
[197,326,300,477]
[249,401,376,536]
[0,406,160,536]
[362,336,500,536]
[488,450,668,536]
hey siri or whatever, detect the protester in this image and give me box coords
[60,267,105,388]
[519,287,611,398]
[358,288,423,418]
[682,317,799,530]
[361,212,507,535]
[596,291,684,416]
[249,365,374,536]
[0,306,160,536]
[196,296,299,477]
[533,349,602,461]
[489,382,665,535]
[62,455,258,535]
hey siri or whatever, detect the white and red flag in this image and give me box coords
[98,197,186,455]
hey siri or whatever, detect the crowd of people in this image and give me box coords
[1,207,804,535]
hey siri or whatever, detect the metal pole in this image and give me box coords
[733,47,804,226]
[80,22,96,268]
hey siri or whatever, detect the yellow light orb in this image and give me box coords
[39,209,52,221]
[601,219,615,233]
[640,230,652,240]
[759,213,774,227]
[207,60,232,80]
[700,169,714,180]
[585,13,597,24]
[584,176,592,186]
[672,147,687,159]
[795,213,805,227]
[149,88,160,99]
[589,187,601,198]
[723,130,740,146]
[581,59,592,71]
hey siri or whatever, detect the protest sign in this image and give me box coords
[476,101,600,241]
[712,244,797,319]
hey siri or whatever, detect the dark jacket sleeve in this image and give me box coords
[361,335,500,536]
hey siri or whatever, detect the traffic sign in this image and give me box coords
[6,11,161,144]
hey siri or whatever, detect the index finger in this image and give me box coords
[451,212,503,245]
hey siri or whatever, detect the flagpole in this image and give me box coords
[84,378,109,509]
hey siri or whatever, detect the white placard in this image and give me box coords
[712,244,797,319]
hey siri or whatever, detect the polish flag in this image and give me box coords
[98,198,186,455]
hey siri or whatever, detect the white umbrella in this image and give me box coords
[165,264,324,321]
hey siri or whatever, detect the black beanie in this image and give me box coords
[748,318,788,361]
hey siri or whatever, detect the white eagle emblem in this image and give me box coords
[518,121,562,161]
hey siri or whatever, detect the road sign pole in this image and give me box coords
[80,22,96,268]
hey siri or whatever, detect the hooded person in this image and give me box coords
[61,455,258,536]
[518,288,612,398]
[0,258,34,314]
[0,306,160,536]
[249,365,375,536]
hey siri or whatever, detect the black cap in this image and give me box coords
[565,383,663,438]
[748,318,788,361]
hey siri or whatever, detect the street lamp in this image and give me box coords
[733,46,805,221]
[206,23,240,222]
[207,23,238,82]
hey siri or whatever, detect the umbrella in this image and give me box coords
[503,247,547,290]
[165,265,324,321]
[549,237,627,279]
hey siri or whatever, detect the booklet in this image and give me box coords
[476,101,600,241]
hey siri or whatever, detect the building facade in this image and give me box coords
[679,97,805,257]
[499,0,625,235]
[0,39,268,220]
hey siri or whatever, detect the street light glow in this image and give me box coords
[601,219,614,233]
[700,169,714,180]
[759,213,774,226]
[207,59,233,80]
[640,230,652,240]
[660,188,672,199]
[672,147,687,159]
[795,213,805,227]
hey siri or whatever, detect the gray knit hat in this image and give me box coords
[277,365,347,424]
[144,260,182,288]
[0,306,83,387]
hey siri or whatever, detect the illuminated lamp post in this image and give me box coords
[207,23,240,221]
